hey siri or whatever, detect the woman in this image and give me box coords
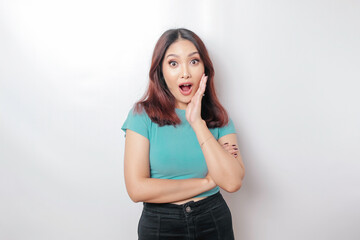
[121,28,245,240]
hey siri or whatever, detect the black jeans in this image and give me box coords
[138,192,235,240]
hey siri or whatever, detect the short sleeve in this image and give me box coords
[218,118,236,139]
[121,107,150,140]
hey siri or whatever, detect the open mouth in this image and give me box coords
[179,83,193,96]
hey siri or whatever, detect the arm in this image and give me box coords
[185,74,245,193]
[193,123,245,192]
[124,129,216,203]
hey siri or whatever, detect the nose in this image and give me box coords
[181,66,191,79]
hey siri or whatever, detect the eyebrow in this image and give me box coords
[166,51,199,59]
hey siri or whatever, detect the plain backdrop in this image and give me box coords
[1,0,359,239]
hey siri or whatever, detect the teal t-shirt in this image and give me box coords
[121,106,236,198]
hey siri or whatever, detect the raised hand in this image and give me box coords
[185,73,208,127]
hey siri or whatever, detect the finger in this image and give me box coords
[199,75,206,93]
[222,146,231,152]
[222,143,230,149]
[229,149,239,154]
[194,77,205,104]
[230,151,239,158]
[197,76,207,103]
[201,76,208,94]
[194,78,202,98]
[224,147,234,155]
[192,75,207,109]
[223,145,231,151]
[197,74,206,93]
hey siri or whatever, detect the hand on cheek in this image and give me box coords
[185,73,208,127]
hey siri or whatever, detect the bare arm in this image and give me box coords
[185,74,245,193]
[192,121,245,193]
[124,129,216,203]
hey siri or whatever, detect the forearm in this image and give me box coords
[193,121,245,192]
[126,177,215,203]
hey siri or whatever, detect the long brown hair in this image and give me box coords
[134,28,229,128]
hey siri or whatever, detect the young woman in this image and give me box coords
[121,28,245,240]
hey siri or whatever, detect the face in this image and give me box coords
[162,39,205,110]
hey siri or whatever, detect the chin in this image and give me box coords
[183,98,192,104]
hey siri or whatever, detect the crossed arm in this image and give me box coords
[124,73,245,203]
[123,128,245,203]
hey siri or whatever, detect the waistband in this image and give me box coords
[143,191,224,217]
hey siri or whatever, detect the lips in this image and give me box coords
[179,82,193,96]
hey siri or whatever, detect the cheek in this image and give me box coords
[162,71,178,90]
[163,67,179,83]
[192,64,205,77]
[165,71,178,79]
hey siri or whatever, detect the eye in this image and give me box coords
[169,61,177,67]
[190,59,200,65]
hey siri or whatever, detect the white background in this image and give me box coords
[1,0,359,239]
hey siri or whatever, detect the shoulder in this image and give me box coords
[121,105,152,140]
[125,105,153,127]
[217,116,236,138]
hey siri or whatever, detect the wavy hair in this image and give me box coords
[134,28,229,128]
